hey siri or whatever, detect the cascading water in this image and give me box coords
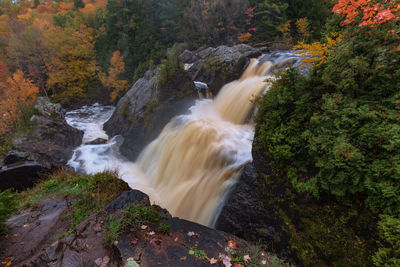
[67,52,298,227]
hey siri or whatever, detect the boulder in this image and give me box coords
[0,161,48,191]
[183,44,263,95]
[104,68,196,161]
[85,138,108,145]
[3,150,29,165]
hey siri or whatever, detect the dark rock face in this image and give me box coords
[104,68,197,161]
[107,189,150,211]
[0,97,83,191]
[182,44,262,96]
[216,163,290,256]
[4,189,274,267]
[0,162,47,191]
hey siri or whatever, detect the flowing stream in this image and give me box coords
[67,52,299,227]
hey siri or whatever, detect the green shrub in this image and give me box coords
[254,19,400,265]
[0,189,19,233]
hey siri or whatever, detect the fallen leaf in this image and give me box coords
[2,257,12,266]
[174,237,178,242]
[227,240,237,250]
[262,260,267,265]
[149,231,155,236]
[102,256,110,264]
[150,237,162,247]
[93,223,102,232]
[94,257,103,266]
[23,224,30,228]
[217,242,224,248]
[180,256,187,261]
[130,238,139,246]
[222,255,232,267]
[243,254,251,262]
[141,225,148,230]
[187,231,195,237]
[12,233,19,237]
[209,258,218,264]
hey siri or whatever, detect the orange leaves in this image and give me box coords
[237,32,252,43]
[295,18,311,40]
[101,50,129,102]
[0,70,39,135]
[333,0,399,27]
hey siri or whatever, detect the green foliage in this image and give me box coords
[121,204,163,230]
[120,99,131,119]
[142,99,160,128]
[158,223,170,235]
[156,44,182,88]
[0,189,19,233]
[188,247,207,259]
[103,216,122,247]
[255,17,400,265]
[373,215,400,266]
[19,170,129,229]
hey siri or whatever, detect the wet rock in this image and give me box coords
[34,97,64,117]
[3,150,29,165]
[85,138,108,145]
[216,163,289,255]
[104,68,196,161]
[0,161,48,191]
[0,198,69,266]
[107,190,150,211]
[185,44,262,95]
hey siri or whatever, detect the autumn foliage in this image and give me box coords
[0,70,38,135]
[333,0,400,26]
[101,50,129,102]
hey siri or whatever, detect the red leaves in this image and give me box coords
[332,0,399,27]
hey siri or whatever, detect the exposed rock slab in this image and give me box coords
[6,189,277,267]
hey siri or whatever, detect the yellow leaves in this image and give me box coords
[1,257,13,266]
[0,70,39,135]
[293,33,342,69]
[101,50,129,102]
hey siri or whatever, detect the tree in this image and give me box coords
[0,70,39,135]
[101,50,129,102]
[251,0,288,42]
[74,0,85,10]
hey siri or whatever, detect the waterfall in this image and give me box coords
[67,54,295,227]
[126,59,274,226]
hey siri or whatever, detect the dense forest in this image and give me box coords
[1,0,399,266]
[0,0,333,134]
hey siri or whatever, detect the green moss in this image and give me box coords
[120,99,131,119]
[0,189,19,233]
[18,170,129,229]
[142,99,160,129]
